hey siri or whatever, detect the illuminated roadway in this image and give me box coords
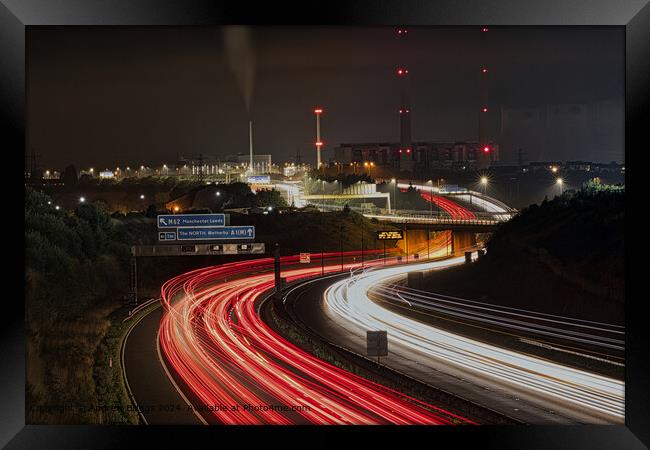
[289,257,624,424]
[124,247,476,425]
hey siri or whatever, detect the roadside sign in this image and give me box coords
[157,214,226,229]
[158,231,177,241]
[299,253,311,263]
[223,244,238,254]
[367,330,388,360]
[206,243,264,255]
[132,243,265,256]
[376,230,404,240]
[177,226,255,241]
[247,175,271,184]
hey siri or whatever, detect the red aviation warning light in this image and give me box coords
[482,26,489,32]
[315,141,324,147]
[481,68,488,73]
[406,148,411,154]
[314,108,323,115]
[396,28,408,35]
[482,107,489,113]
[483,145,491,153]
[396,68,409,76]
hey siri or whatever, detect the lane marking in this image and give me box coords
[518,338,625,367]
[156,327,209,425]
[121,302,161,425]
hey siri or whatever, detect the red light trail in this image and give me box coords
[158,252,475,425]
[419,191,476,220]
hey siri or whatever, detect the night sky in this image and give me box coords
[27,26,624,170]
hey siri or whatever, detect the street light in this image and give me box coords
[139,194,145,200]
[79,196,85,203]
[216,191,221,196]
[391,178,397,212]
[480,177,488,210]
[556,177,564,195]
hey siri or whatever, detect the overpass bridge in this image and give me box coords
[304,180,516,243]
[325,182,516,254]
[361,211,509,232]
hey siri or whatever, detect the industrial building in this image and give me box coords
[333,141,499,171]
[330,27,498,173]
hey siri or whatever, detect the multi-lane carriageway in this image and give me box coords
[124,245,477,425]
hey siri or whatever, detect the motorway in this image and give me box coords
[123,248,476,425]
[122,192,623,425]
[122,303,204,424]
[281,257,624,425]
[370,282,625,377]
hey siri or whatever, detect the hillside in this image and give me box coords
[422,184,624,324]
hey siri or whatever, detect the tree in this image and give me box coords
[254,189,288,208]
[145,204,158,218]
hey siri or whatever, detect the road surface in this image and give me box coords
[124,251,474,425]
[282,257,624,424]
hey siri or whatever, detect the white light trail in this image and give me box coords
[323,257,624,420]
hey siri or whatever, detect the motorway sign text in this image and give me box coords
[157,214,226,229]
[177,226,255,241]
[158,231,177,241]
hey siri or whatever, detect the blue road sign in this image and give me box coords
[157,214,225,229]
[177,226,255,241]
[158,231,177,241]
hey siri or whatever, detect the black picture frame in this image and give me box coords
[4,0,647,447]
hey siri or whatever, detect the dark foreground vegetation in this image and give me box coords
[25,186,397,423]
[423,182,624,324]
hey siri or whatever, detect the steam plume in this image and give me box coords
[223,26,256,113]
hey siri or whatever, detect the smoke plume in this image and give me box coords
[223,26,256,114]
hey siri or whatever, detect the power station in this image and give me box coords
[331,27,499,173]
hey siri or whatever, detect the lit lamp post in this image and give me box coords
[363,161,374,178]
[556,177,564,196]
[480,176,488,210]
[391,178,397,212]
